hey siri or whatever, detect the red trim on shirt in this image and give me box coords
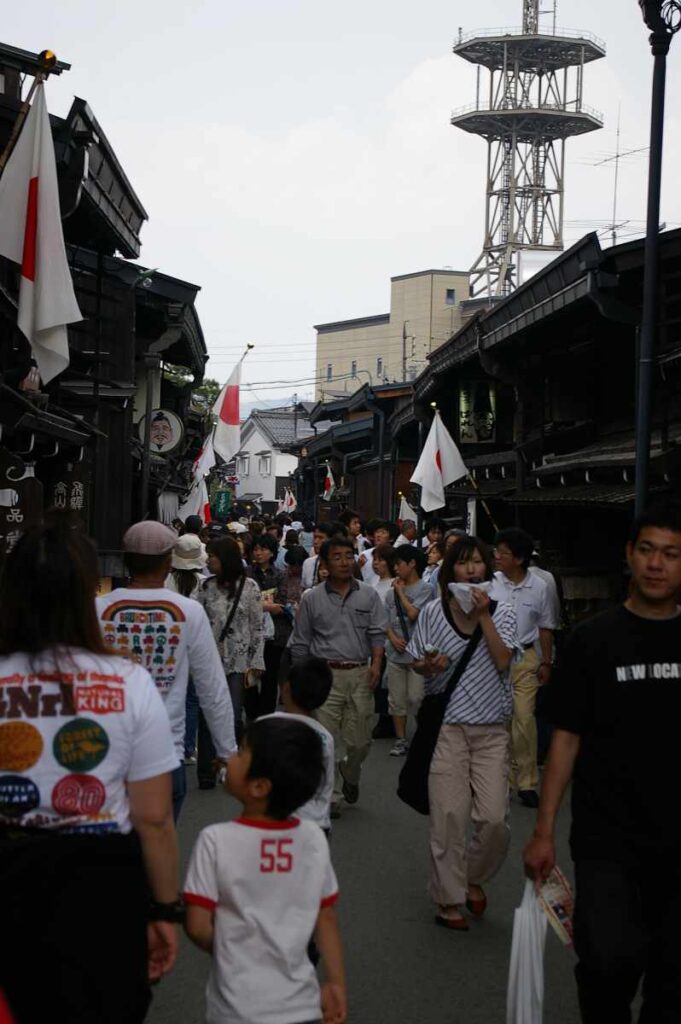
[320,892,339,909]
[183,892,217,910]
[234,816,301,830]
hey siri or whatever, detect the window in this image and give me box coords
[237,455,250,476]
[446,288,456,305]
[351,361,357,378]
[258,455,272,476]
[376,356,384,378]
[326,363,333,382]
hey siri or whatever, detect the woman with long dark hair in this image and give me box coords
[198,537,265,747]
[407,535,516,931]
[247,533,291,719]
[0,514,179,1022]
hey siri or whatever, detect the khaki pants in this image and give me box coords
[510,648,540,791]
[385,661,424,718]
[316,666,375,803]
[428,723,510,907]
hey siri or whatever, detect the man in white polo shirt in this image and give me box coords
[492,527,556,808]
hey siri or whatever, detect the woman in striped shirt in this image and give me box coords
[407,536,516,931]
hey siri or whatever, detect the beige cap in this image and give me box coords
[123,521,178,555]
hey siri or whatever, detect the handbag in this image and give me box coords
[397,598,496,815]
[218,574,246,645]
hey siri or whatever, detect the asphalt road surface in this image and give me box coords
[148,738,580,1024]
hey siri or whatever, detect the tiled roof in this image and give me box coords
[251,409,315,448]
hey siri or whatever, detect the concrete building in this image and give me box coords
[314,269,470,399]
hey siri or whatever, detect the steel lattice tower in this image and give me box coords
[452,0,606,297]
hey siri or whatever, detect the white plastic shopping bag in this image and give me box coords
[506,878,548,1024]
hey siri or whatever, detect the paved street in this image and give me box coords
[149,738,580,1024]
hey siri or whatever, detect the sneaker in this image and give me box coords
[339,764,359,804]
[389,739,409,757]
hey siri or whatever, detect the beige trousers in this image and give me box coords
[385,661,424,718]
[428,723,510,908]
[510,648,540,791]
[316,665,375,802]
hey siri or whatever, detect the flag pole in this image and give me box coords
[0,50,59,173]
[428,402,500,535]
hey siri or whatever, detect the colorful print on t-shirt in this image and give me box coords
[99,599,187,694]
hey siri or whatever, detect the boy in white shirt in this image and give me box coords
[184,717,347,1024]
[263,656,335,833]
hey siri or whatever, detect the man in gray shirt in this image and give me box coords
[289,535,388,816]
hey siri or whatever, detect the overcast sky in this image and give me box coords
[11,0,681,402]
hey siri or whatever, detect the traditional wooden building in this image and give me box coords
[0,45,207,576]
[391,229,681,616]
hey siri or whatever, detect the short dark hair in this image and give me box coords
[124,551,170,578]
[439,534,495,596]
[319,536,355,562]
[372,542,397,575]
[245,717,324,819]
[287,656,333,711]
[494,527,534,570]
[314,522,335,539]
[253,532,278,558]
[338,508,361,527]
[268,523,283,539]
[629,501,681,545]
[393,545,427,576]
[426,518,446,533]
[328,520,348,537]
[184,515,203,535]
[0,511,108,656]
[285,545,308,568]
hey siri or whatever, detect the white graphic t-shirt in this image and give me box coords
[184,817,338,1024]
[0,647,177,834]
[96,587,236,760]
[260,712,334,830]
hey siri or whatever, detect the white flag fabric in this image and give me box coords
[410,411,467,512]
[0,82,82,383]
[193,429,216,482]
[179,478,210,524]
[276,495,286,514]
[212,362,241,462]
[322,463,335,502]
[285,487,297,513]
[399,496,417,523]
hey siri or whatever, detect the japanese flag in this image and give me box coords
[398,495,417,524]
[285,487,297,513]
[322,463,335,501]
[410,411,467,512]
[212,362,241,463]
[193,429,216,482]
[179,478,211,524]
[0,82,82,383]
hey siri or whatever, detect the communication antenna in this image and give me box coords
[452,0,606,297]
[591,106,649,246]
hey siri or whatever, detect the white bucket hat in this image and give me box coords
[171,533,207,571]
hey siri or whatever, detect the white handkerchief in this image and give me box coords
[448,581,494,613]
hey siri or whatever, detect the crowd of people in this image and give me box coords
[0,499,679,1024]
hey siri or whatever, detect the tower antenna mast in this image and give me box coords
[453,0,605,297]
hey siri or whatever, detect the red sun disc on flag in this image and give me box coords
[435,449,442,472]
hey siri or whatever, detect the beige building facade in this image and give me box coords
[314,269,470,399]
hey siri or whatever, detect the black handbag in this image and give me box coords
[397,599,495,815]
[218,574,246,645]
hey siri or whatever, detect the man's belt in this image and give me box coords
[327,660,366,670]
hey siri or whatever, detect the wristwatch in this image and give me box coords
[149,898,185,923]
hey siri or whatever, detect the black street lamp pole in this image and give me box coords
[635,1,681,515]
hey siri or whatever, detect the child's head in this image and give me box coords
[226,717,324,820]
[283,656,333,712]
[393,545,427,580]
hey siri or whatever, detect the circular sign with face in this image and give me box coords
[138,409,184,455]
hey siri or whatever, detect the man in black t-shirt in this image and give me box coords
[524,503,681,1024]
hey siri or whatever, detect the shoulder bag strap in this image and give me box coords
[219,574,247,644]
[394,587,411,642]
[439,596,499,703]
